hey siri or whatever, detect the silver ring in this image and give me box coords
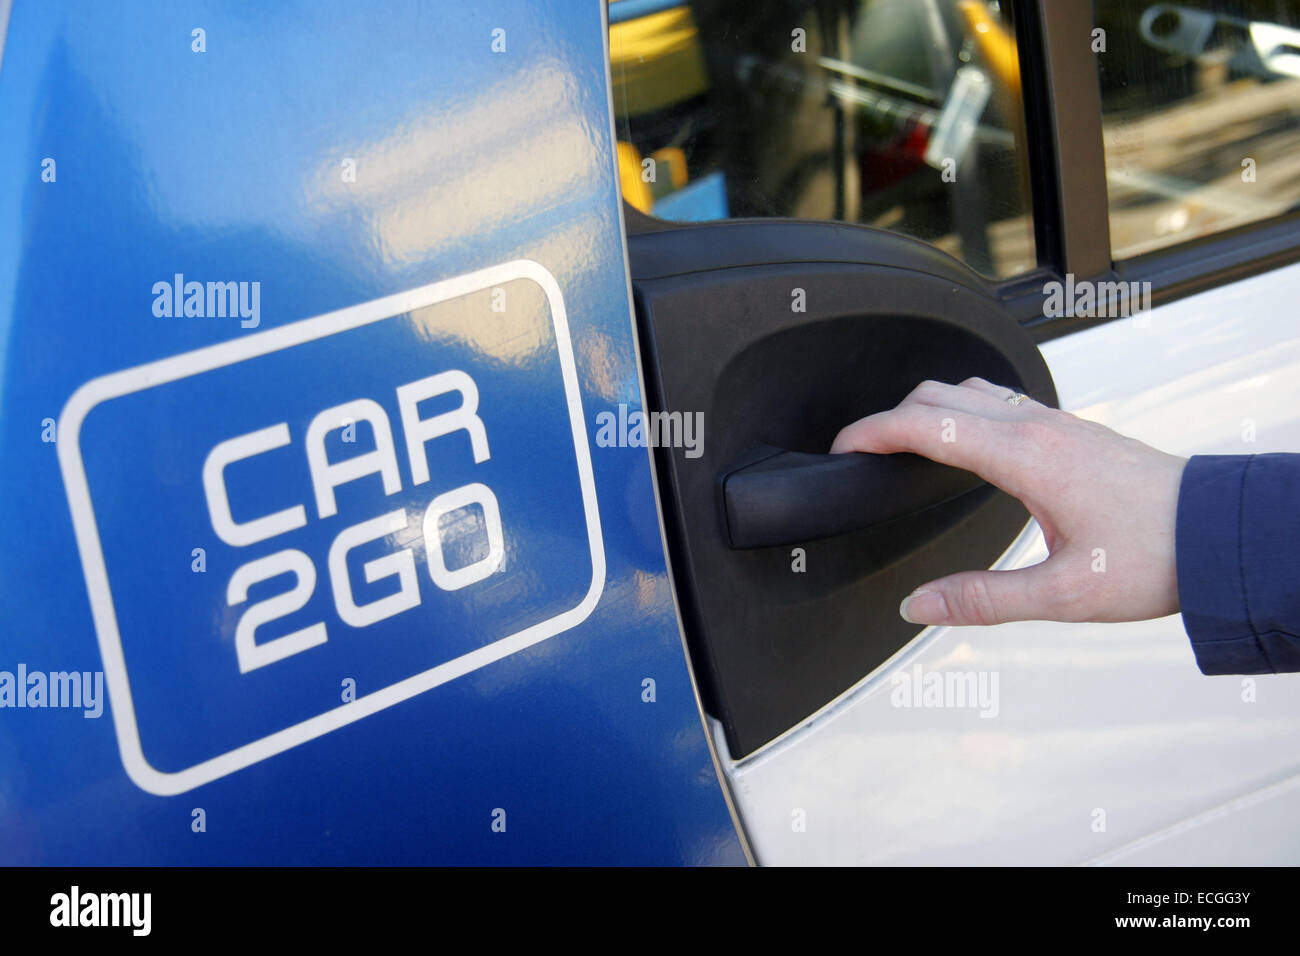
[1005,391,1030,406]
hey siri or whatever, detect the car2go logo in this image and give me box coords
[57,261,604,795]
[204,370,505,675]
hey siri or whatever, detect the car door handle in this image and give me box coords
[718,443,987,549]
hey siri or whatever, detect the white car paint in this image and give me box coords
[718,261,1300,865]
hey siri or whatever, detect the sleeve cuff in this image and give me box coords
[1176,454,1300,675]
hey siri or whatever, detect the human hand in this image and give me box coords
[830,378,1188,627]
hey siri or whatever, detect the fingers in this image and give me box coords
[829,378,1074,627]
[899,561,1066,627]
[901,377,1038,421]
[829,402,1039,499]
[829,378,1049,498]
[956,376,1014,399]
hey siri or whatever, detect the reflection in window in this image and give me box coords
[609,0,1037,278]
[1095,1,1300,258]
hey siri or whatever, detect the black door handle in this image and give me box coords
[718,443,987,549]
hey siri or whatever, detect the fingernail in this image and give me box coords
[900,589,948,625]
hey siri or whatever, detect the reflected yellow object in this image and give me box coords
[958,1,1020,94]
[618,140,654,212]
[651,146,688,190]
[617,143,690,214]
[610,5,710,116]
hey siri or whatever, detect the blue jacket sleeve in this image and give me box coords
[1177,454,1300,674]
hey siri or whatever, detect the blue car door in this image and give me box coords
[0,0,746,865]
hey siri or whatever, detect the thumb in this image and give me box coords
[899,564,1059,627]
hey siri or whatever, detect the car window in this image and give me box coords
[1094,0,1300,258]
[609,0,1038,279]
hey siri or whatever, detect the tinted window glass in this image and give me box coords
[609,0,1038,278]
[1094,0,1300,257]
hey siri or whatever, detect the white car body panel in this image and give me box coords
[719,261,1300,865]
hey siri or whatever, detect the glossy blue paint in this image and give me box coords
[0,1,744,864]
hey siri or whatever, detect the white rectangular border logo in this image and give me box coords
[57,259,606,796]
